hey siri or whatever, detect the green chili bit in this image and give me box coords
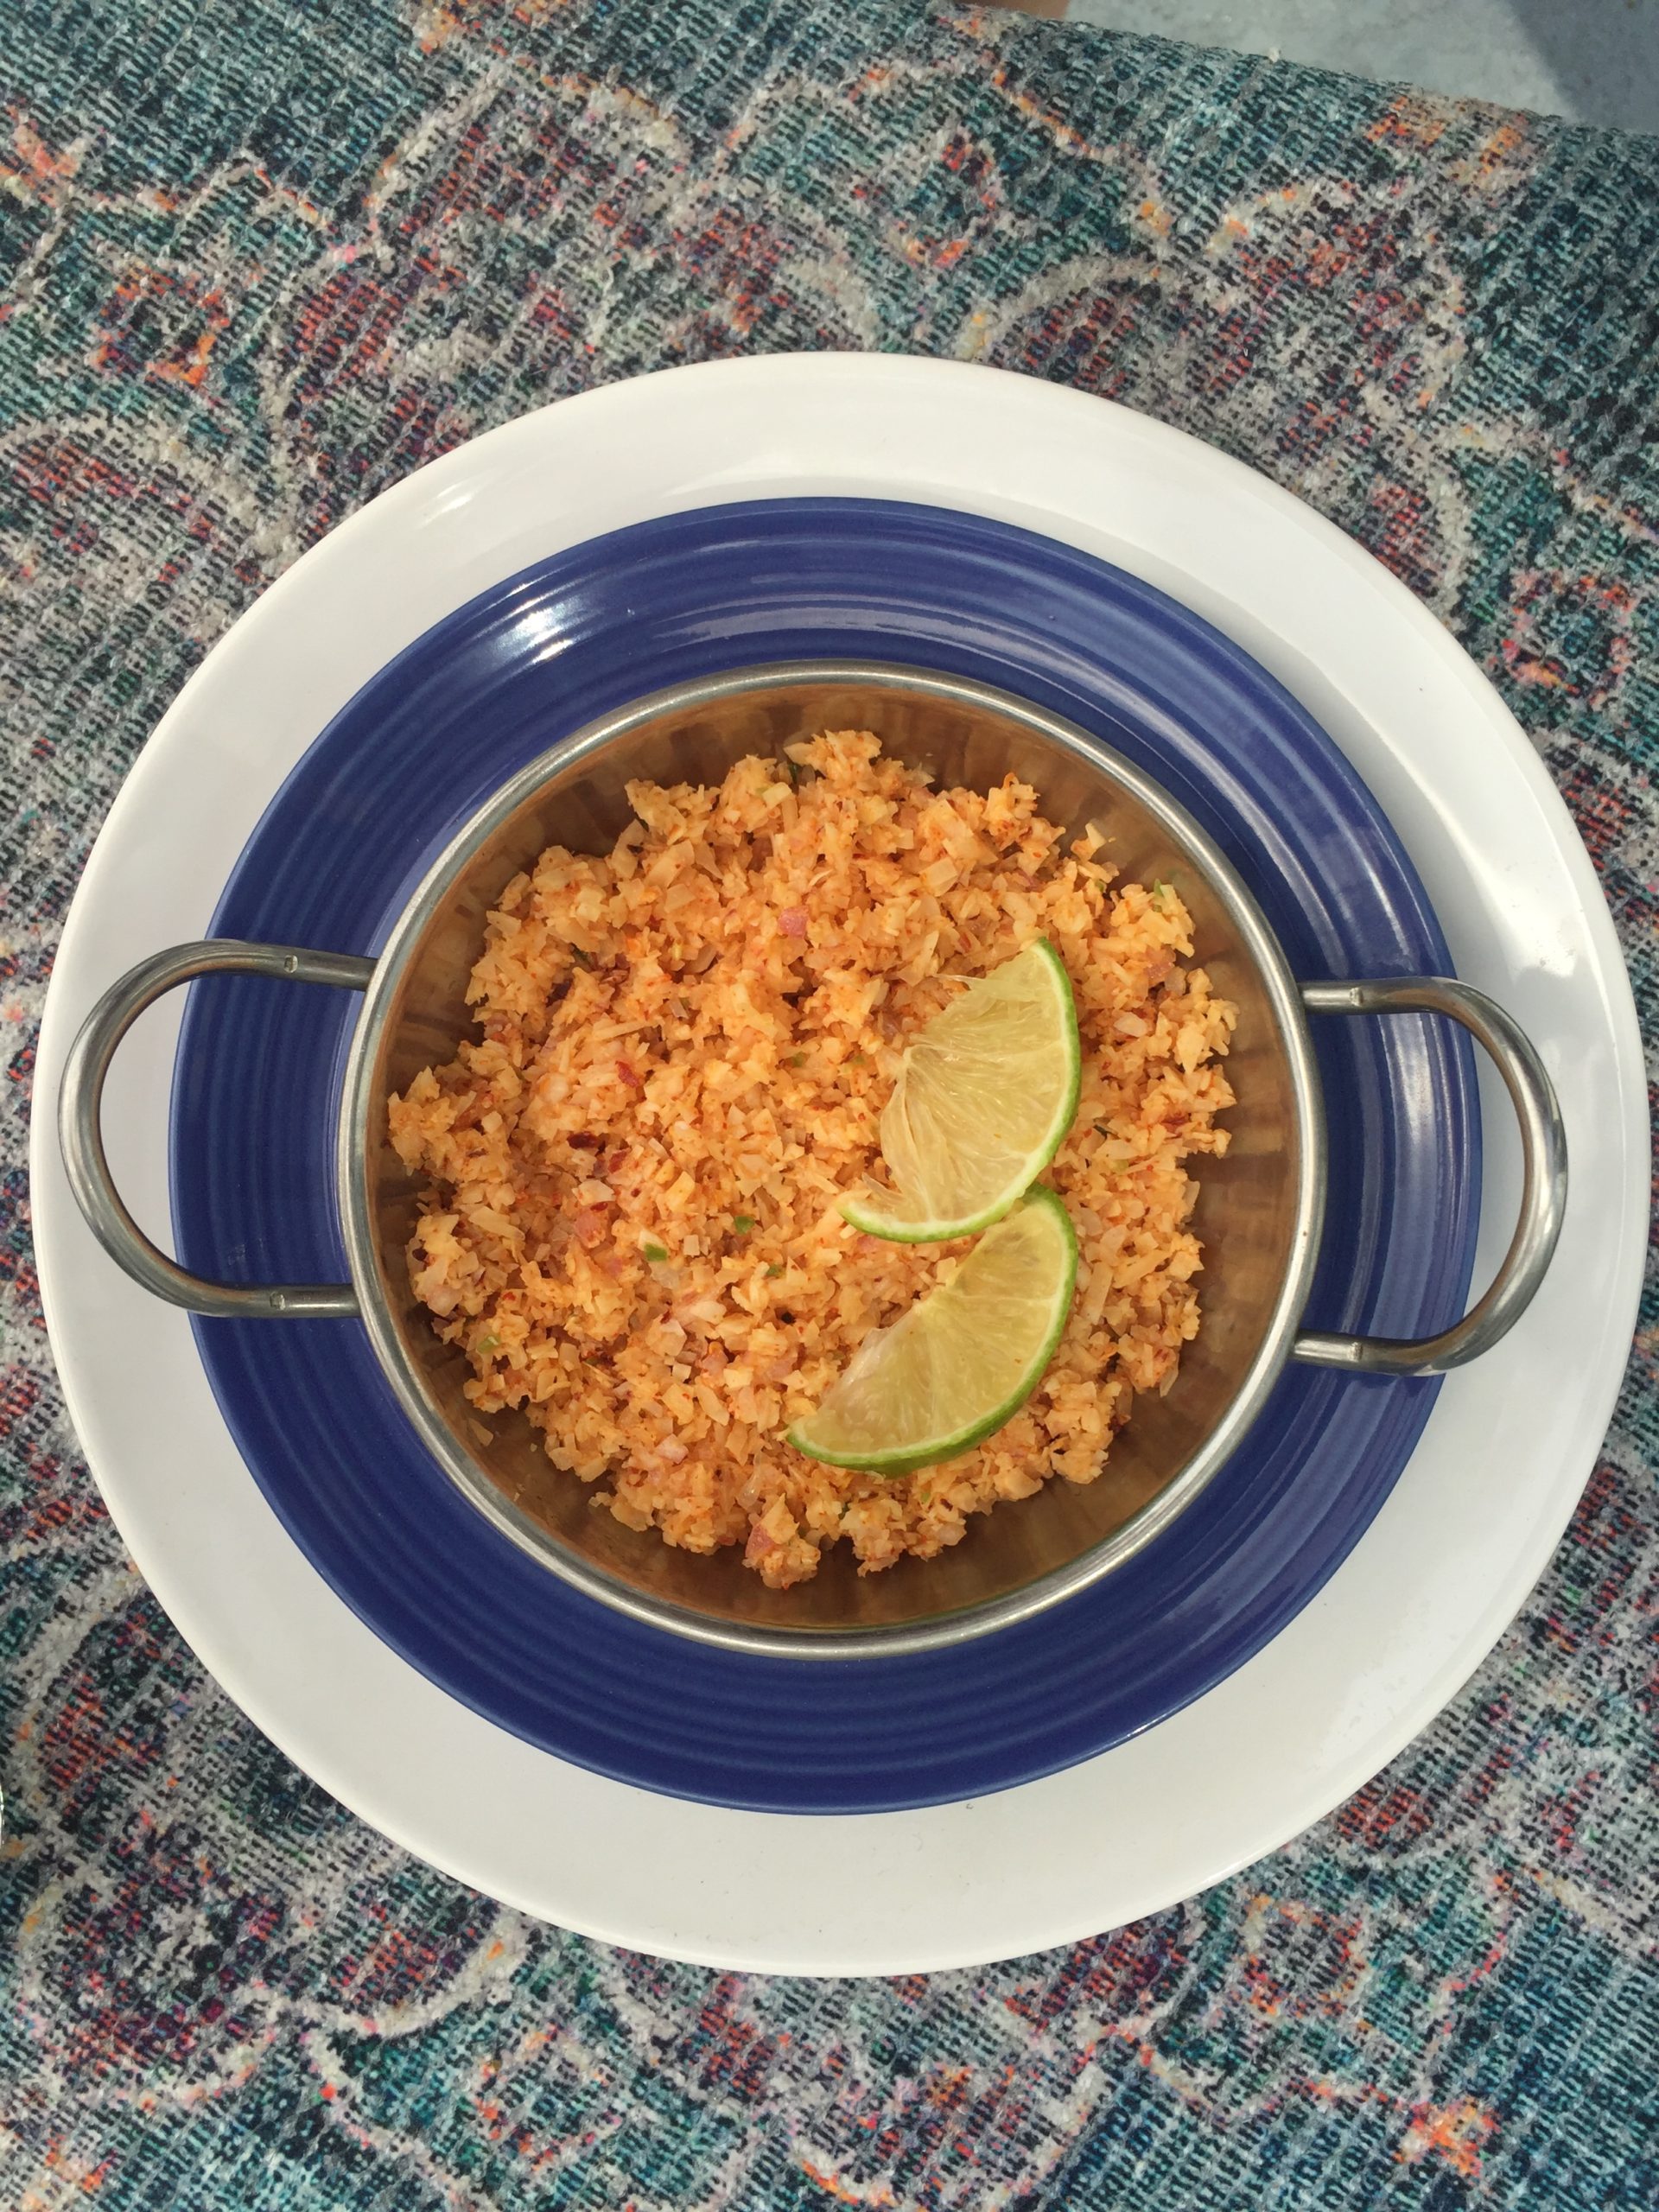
[643,1241,668,1262]
[733,1215,755,1234]
[1093,1122,1130,1168]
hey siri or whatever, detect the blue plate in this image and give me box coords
[170,499,1478,1814]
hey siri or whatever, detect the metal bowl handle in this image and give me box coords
[58,940,376,1319]
[1294,976,1567,1376]
[59,949,1566,1362]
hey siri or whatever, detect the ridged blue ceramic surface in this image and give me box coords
[169,499,1478,1814]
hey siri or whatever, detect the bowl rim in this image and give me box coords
[336,658,1327,1657]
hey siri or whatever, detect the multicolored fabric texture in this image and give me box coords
[2,2,1656,2203]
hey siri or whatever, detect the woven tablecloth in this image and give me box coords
[3,3,1656,2203]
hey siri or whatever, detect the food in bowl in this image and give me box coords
[388,728,1237,1588]
[63,658,1562,1656]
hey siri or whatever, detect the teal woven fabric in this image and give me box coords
[3,3,1656,2204]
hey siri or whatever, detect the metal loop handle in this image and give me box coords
[1294,976,1567,1376]
[58,940,376,1319]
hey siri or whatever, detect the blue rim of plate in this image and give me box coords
[170,497,1479,1815]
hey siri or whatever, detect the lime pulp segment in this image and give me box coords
[841,938,1082,1243]
[788,1186,1079,1476]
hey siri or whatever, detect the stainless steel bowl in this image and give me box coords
[59,663,1567,1657]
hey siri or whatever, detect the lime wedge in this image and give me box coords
[788,1188,1078,1475]
[842,938,1081,1243]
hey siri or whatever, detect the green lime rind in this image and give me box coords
[787,1187,1079,1477]
[840,938,1082,1245]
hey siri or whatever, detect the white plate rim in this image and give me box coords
[29,354,1647,1974]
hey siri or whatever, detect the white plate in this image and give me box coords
[33,357,1646,1975]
